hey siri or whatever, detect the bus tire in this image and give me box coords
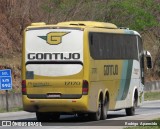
[125,97,137,116]
[36,112,60,122]
[101,96,108,120]
[89,98,102,121]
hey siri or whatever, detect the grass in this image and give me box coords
[144,91,160,101]
[0,107,23,113]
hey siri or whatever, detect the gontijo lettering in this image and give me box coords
[104,65,118,75]
[28,53,80,60]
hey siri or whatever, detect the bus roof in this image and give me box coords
[29,21,117,29]
[28,21,141,36]
[57,21,118,29]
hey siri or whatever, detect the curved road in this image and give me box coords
[0,100,160,128]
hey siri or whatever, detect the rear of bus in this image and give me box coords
[22,23,89,116]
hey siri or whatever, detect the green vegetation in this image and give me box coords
[43,0,160,31]
[108,0,160,31]
[144,92,160,101]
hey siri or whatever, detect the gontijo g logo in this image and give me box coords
[38,32,70,45]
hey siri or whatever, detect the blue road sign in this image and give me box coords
[0,69,12,90]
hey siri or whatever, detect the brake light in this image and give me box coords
[82,80,89,95]
[22,80,26,95]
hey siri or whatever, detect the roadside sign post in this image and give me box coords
[5,90,9,112]
[0,69,12,112]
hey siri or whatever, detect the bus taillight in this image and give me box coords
[22,80,27,95]
[82,80,89,95]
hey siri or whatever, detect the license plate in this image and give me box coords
[47,93,61,98]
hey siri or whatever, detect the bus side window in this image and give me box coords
[90,34,93,45]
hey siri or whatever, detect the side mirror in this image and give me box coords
[146,56,152,69]
[144,51,152,69]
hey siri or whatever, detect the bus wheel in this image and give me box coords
[101,96,108,120]
[125,98,137,116]
[89,98,102,121]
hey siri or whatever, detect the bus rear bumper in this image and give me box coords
[22,95,89,113]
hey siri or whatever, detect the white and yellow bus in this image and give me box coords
[22,21,152,121]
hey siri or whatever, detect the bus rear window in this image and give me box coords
[25,29,83,77]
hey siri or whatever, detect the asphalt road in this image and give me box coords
[0,100,160,128]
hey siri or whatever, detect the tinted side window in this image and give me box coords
[89,32,138,60]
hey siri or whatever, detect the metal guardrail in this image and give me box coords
[0,93,22,109]
[144,81,160,92]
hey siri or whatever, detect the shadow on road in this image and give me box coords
[14,113,127,125]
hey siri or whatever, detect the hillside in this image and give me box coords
[0,0,159,93]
